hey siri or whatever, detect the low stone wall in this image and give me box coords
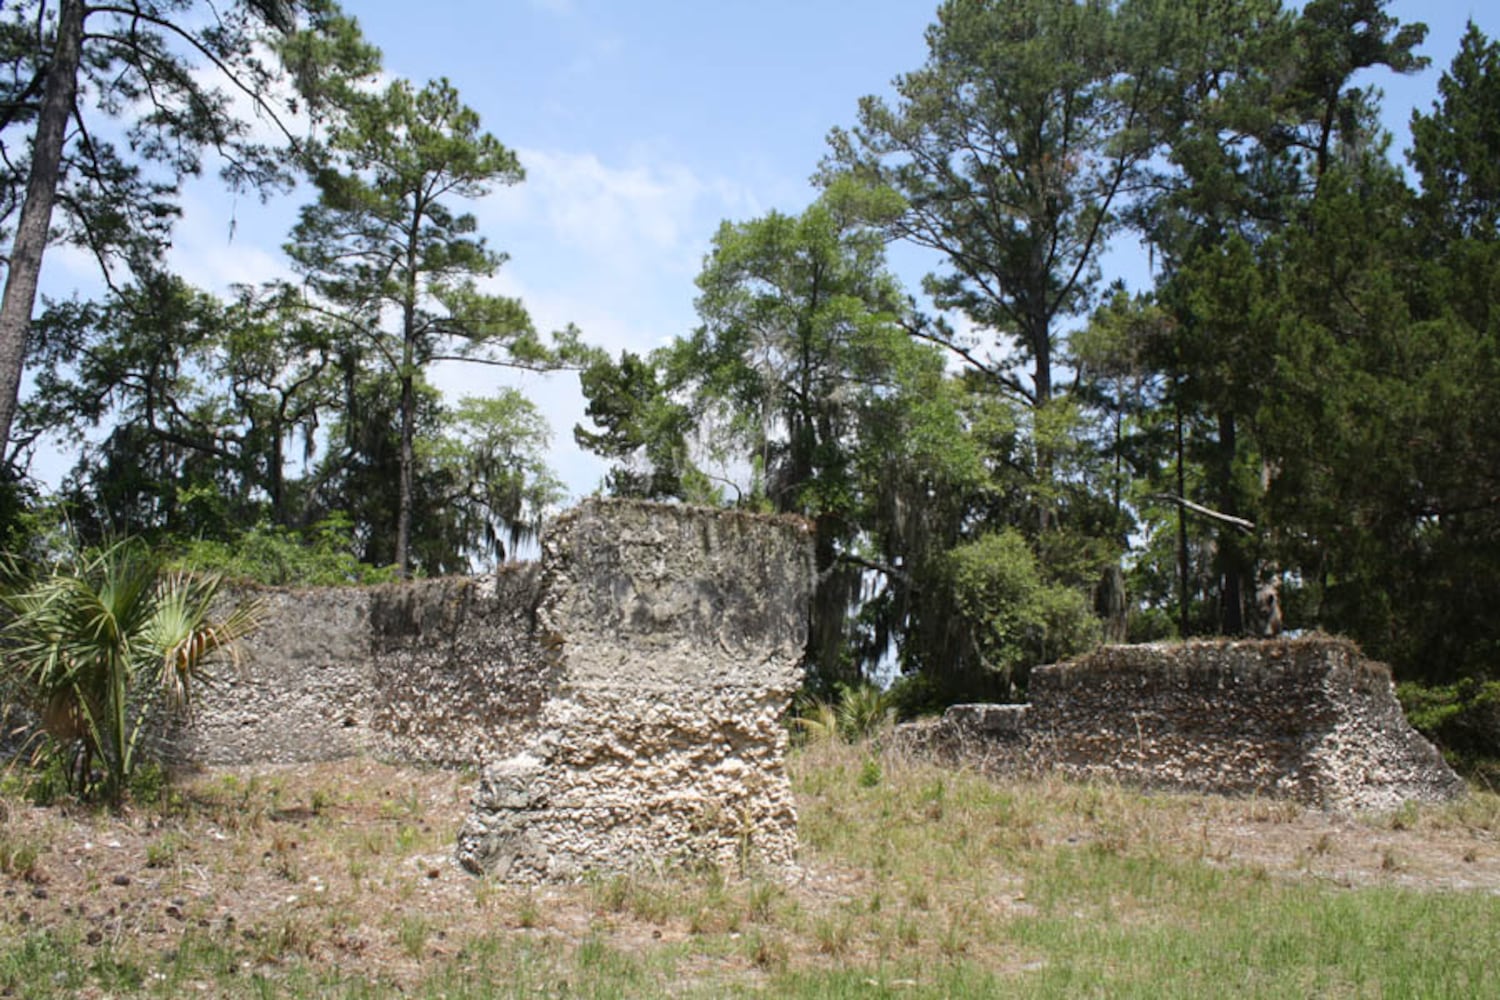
[901,637,1465,811]
[456,501,814,880]
[160,498,814,881]
[163,568,549,767]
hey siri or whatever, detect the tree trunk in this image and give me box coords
[396,366,415,579]
[1175,396,1189,637]
[395,207,422,580]
[0,0,86,458]
[1031,294,1054,536]
[1216,409,1246,634]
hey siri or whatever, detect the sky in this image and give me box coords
[31,0,1500,506]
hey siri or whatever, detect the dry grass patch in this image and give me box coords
[0,743,1497,996]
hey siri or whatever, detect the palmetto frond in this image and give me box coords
[0,540,262,802]
[150,571,264,713]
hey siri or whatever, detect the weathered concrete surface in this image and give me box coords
[370,570,550,767]
[456,501,814,880]
[164,567,549,768]
[899,637,1465,811]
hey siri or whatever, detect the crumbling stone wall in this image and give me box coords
[161,499,814,880]
[369,570,550,766]
[456,501,814,880]
[164,567,549,767]
[902,637,1465,810]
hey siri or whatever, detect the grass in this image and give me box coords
[1,745,1498,996]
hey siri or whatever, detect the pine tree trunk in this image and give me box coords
[0,0,85,457]
[1216,409,1245,634]
[396,368,415,579]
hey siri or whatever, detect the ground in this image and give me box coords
[2,743,1498,997]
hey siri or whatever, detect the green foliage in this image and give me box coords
[583,179,953,688]
[946,530,1100,699]
[0,539,261,804]
[791,682,896,745]
[885,670,947,721]
[425,392,566,565]
[171,515,396,586]
[25,276,348,542]
[835,683,897,741]
[289,75,583,577]
[0,0,380,453]
[13,0,1500,715]
[574,351,702,501]
[823,0,1165,412]
[1398,680,1500,766]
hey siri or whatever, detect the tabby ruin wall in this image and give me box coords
[163,499,815,881]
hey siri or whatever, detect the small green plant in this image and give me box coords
[792,682,898,745]
[746,880,782,923]
[813,914,853,957]
[790,697,842,746]
[1388,800,1420,831]
[837,683,897,740]
[743,930,788,971]
[145,832,185,869]
[14,753,70,806]
[397,916,430,959]
[858,757,882,788]
[128,762,169,806]
[896,910,921,948]
[0,833,41,880]
[172,515,398,587]
[592,873,632,913]
[516,892,542,929]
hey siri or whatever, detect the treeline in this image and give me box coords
[2,2,1498,716]
[576,0,1500,708]
[0,3,599,579]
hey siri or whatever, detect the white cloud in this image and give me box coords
[481,147,757,280]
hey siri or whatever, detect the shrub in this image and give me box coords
[946,529,1101,697]
[1399,679,1500,770]
[171,514,397,586]
[791,682,897,745]
[0,539,262,804]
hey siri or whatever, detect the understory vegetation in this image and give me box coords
[1,743,1498,997]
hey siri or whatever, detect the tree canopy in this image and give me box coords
[6,0,1500,737]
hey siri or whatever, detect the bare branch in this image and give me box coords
[1148,493,1256,534]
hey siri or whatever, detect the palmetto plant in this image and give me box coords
[0,540,261,804]
[791,683,896,745]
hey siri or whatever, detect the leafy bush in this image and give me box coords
[791,683,896,745]
[946,529,1100,697]
[1398,679,1500,773]
[885,671,946,720]
[171,514,397,586]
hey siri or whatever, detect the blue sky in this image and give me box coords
[34,0,1500,503]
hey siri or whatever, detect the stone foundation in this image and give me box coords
[901,637,1465,811]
